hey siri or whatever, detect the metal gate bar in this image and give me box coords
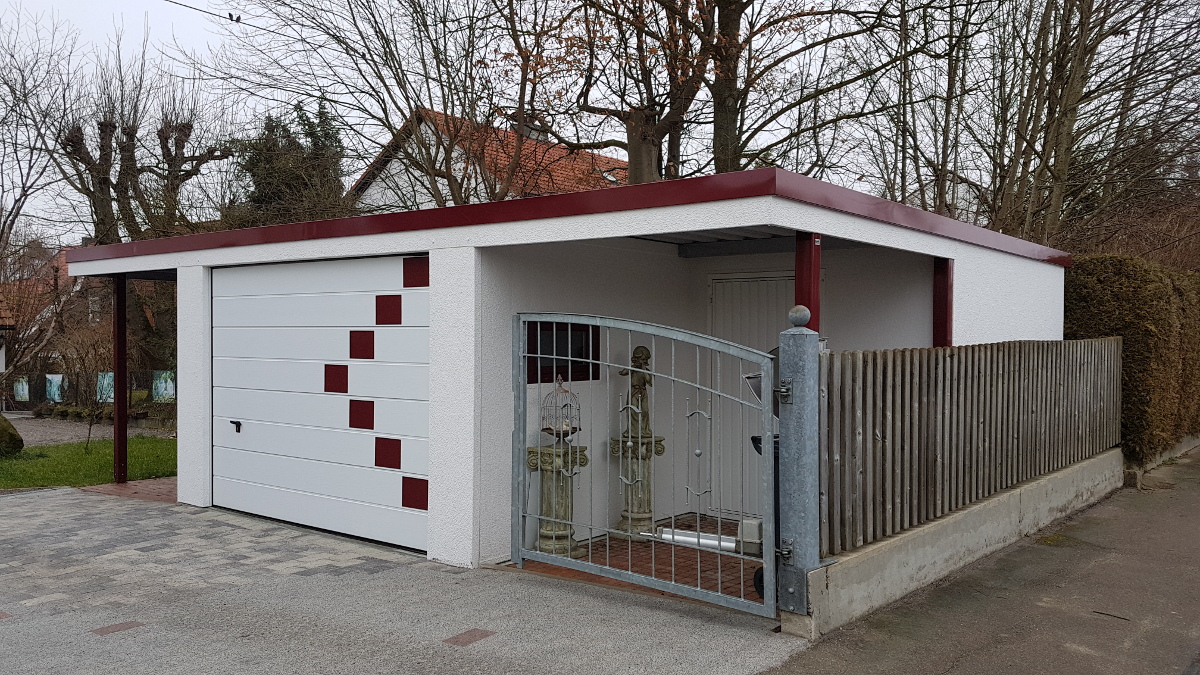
[512,313,777,617]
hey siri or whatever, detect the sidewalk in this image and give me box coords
[769,450,1200,675]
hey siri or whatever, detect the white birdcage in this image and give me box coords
[540,375,581,441]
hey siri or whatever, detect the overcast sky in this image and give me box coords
[17,0,224,53]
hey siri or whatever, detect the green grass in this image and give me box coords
[0,437,177,489]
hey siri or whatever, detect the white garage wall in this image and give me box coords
[479,238,701,563]
[820,246,933,351]
[177,266,213,507]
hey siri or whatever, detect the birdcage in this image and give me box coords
[540,375,581,441]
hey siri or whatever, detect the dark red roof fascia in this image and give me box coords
[66,168,1071,267]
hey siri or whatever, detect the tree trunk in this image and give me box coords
[625,108,662,184]
[711,0,747,174]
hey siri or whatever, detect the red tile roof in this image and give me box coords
[0,295,13,330]
[350,110,627,201]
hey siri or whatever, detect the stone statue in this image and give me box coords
[618,346,653,438]
[611,346,665,540]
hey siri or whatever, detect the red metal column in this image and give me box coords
[933,257,954,347]
[795,232,821,332]
[113,274,128,483]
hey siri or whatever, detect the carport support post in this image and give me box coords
[113,273,128,483]
[776,305,820,617]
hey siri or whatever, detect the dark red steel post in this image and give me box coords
[795,231,821,332]
[113,274,128,483]
[933,257,954,347]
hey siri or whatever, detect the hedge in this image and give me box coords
[1064,255,1200,467]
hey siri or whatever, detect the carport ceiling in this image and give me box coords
[634,226,870,258]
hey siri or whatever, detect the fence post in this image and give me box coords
[777,305,821,616]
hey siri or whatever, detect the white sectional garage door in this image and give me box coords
[211,255,431,550]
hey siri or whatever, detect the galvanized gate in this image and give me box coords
[512,313,777,616]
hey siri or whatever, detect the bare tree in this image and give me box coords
[0,5,78,253]
[53,29,233,244]
[198,0,554,207]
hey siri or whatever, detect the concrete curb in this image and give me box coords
[782,447,1125,640]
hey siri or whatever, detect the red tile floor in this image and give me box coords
[519,514,765,605]
[81,477,177,503]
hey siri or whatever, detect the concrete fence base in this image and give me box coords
[782,447,1125,641]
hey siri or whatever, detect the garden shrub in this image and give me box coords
[0,415,24,458]
[1065,255,1200,467]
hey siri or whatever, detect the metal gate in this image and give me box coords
[512,313,777,616]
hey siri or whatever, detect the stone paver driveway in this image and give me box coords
[0,488,803,675]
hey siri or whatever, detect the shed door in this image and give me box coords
[709,275,794,515]
[211,255,431,550]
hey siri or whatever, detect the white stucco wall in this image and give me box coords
[820,246,934,351]
[176,265,214,507]
[428,247,483,566]
[478,238,700,563]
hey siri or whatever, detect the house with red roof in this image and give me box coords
[349,109,627,210]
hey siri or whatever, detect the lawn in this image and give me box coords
[0,437,177,489]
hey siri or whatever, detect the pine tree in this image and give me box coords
[226,102,356,227]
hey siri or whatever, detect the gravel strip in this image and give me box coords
[3,415,175,447]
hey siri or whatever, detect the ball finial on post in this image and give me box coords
[788,305,811,327]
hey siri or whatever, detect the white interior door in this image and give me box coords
[211,255,431,549]
[708,275,794,517]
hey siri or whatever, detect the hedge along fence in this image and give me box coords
[1064,255,1200,467]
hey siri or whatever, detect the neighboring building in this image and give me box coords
[0,295,14,373]
[67,168,1068,570]
[349,109,627,211]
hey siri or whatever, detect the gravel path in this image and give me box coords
[3,415,174,447]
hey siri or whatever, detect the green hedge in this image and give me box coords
[1064,255,1200,467]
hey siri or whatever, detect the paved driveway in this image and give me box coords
[0,488,803,675]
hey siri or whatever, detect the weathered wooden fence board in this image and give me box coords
[817,337,1122,557]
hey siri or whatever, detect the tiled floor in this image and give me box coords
[522,514,765,605]
[80,477,177,503]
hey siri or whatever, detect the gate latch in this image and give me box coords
[778,538,793,564]
[775,379,793,404]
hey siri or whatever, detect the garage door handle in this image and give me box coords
[230,421,242,433]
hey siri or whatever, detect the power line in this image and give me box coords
[159,0,296,40]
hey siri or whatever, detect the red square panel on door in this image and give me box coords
[324,364,348,393]
[402,476,429,510]
[374,438,402,469]
[349,400,374,429]
[376,296,403,325]
[349,331,375,359]
[403,256,429,288]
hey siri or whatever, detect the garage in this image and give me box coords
[209,255,431,550]
[66,167,1070,569]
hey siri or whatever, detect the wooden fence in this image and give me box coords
[818,337,1121,557]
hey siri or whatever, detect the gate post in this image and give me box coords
[777,305,820,616]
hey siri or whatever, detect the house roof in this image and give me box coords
[0,294,13,330]
[349,110,627,201]
[66,167,1071,267]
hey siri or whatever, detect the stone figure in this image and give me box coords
[618,346,653,438]
[611,345,665,540]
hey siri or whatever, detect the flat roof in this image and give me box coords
[66,168,1070,267]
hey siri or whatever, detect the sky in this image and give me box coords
[15,0,224,54]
